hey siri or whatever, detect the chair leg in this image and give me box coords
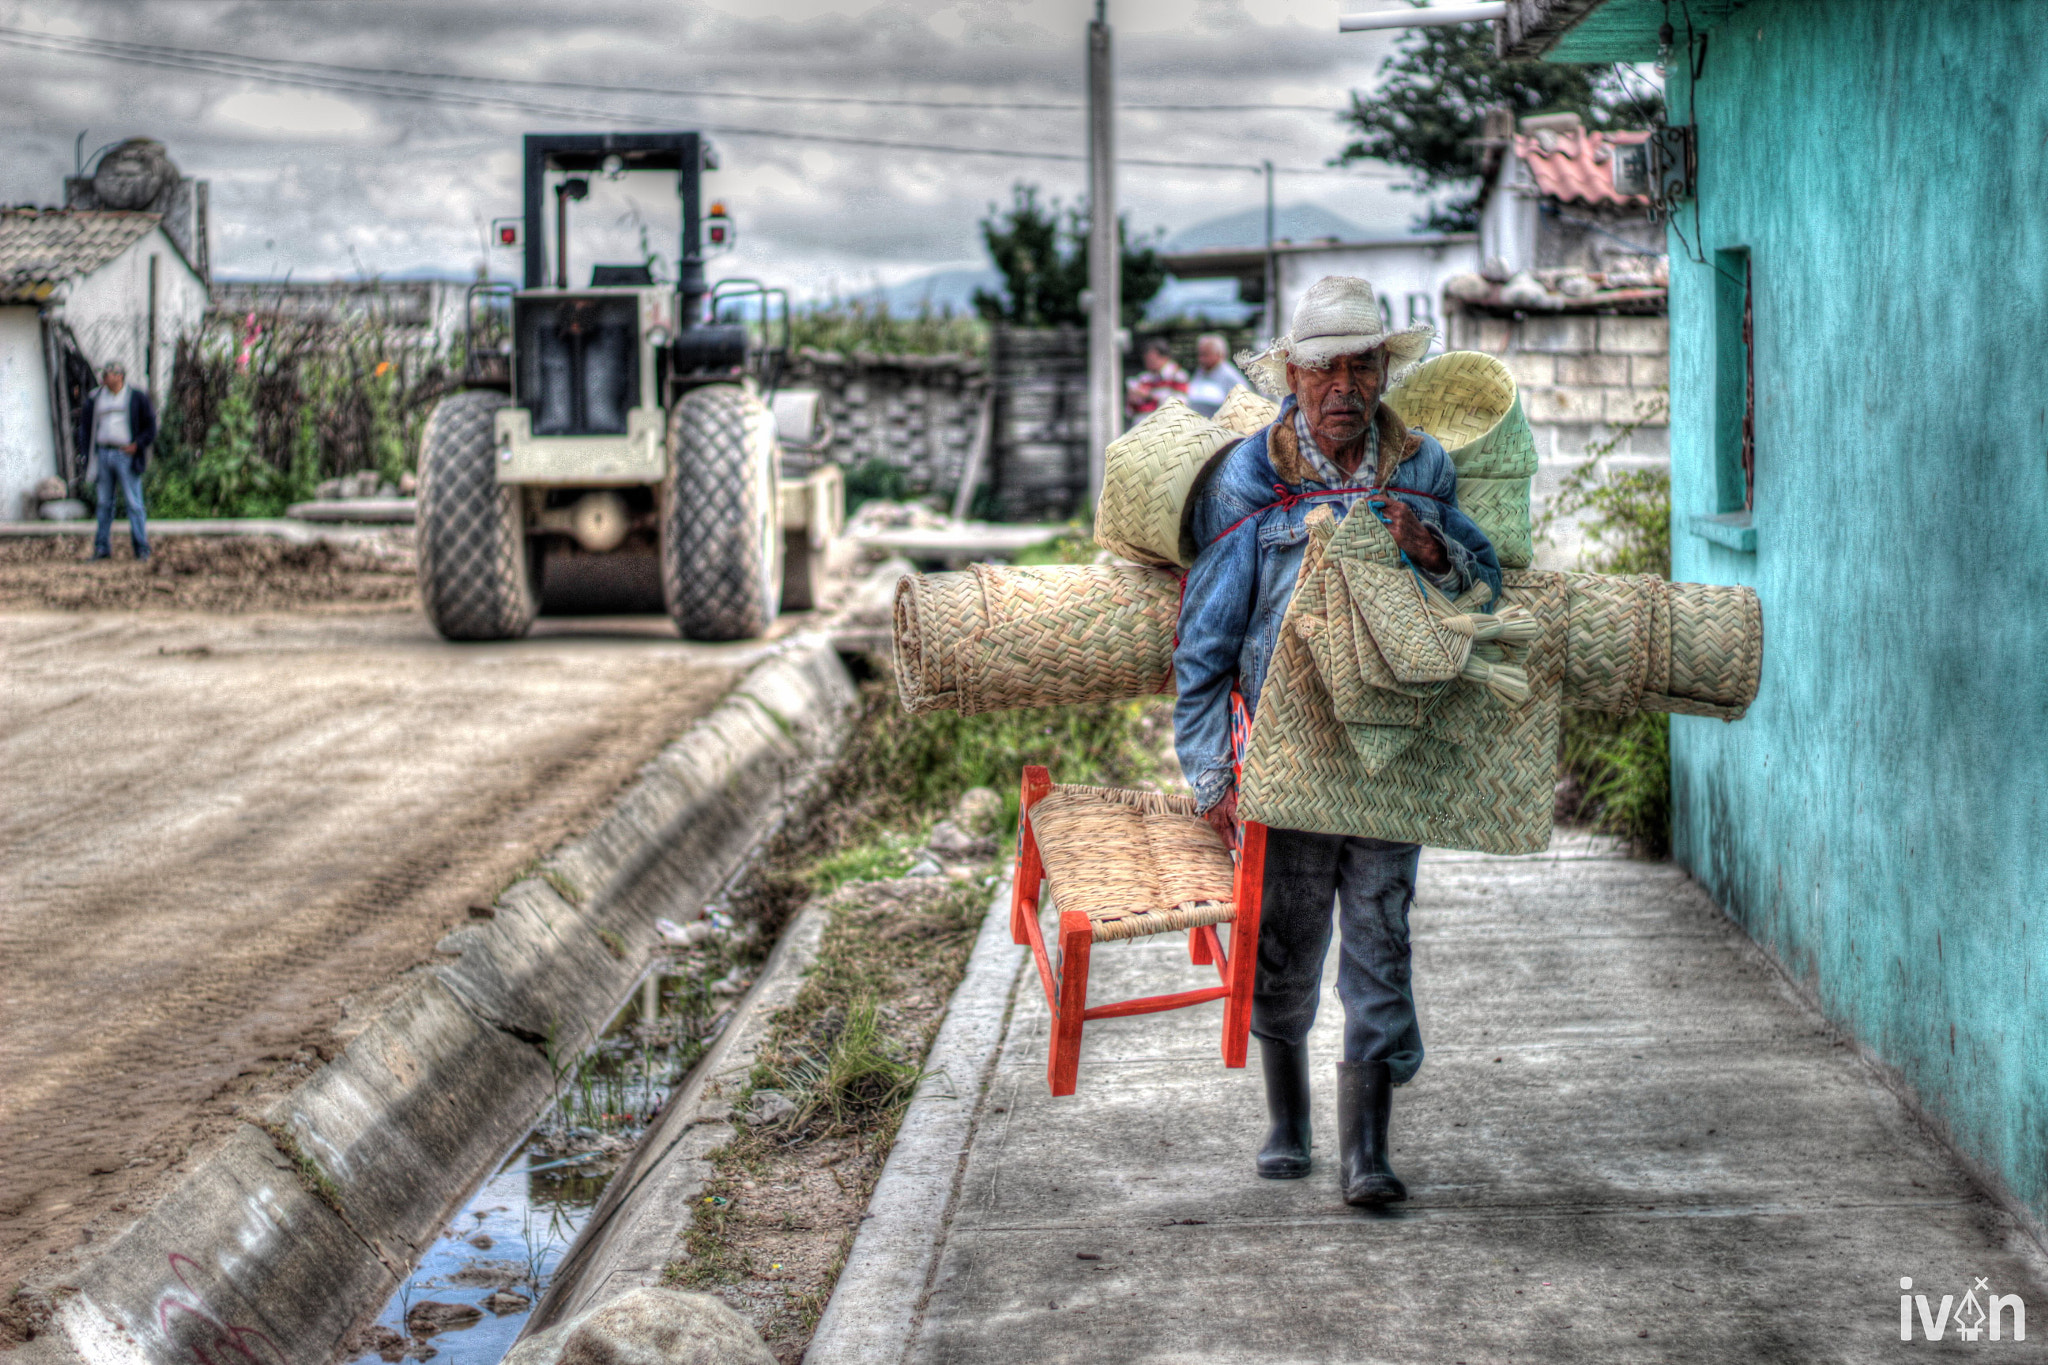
[1012,766,1052,946]
[1189,926,1214,965]
[1221,821,1267,1069]
[1049,909,1093,1096]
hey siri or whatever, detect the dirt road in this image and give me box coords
[0,604,754,1304]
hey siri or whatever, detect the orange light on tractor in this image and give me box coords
[706,201,733,250]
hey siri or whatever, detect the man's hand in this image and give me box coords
[1201,786,1239,845]
[121,443,137,455]
[1377,498,1449,573]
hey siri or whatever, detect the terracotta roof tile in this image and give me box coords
[1514,127,1652,208]
[0,209,159,303]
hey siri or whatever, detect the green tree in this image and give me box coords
[1339,16,1662,232]
[973,183,1165,329]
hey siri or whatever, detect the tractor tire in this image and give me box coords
[416,390,538,641]
[661,385,782,640]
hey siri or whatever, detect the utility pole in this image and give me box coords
[1086,0,1119,513]
[1263,160,1277,340]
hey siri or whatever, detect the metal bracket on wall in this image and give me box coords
[1612,126,1696,218]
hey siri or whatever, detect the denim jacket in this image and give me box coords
[1171,396,1502,812]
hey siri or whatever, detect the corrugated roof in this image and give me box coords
[1514,123,1652,208]
[0,209,159,303]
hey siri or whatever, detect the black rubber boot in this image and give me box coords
[1254,1037,1313,1179]
[1335,1061,1407,1206]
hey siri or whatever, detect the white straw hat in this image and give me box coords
[1238,274,1435,398]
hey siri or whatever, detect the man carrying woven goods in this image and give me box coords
[1174,275,1500,1207]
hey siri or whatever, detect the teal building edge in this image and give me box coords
[1654,1,2048,1228]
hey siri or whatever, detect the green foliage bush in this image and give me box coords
[138,307,450,519]
[972,182,1166,329]
[1543,409,1674,854]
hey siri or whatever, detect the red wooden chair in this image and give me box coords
[1009,765,1268,1096]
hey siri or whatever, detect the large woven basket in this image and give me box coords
[1384,352,1538,479]
[1383,351,1537,568]
[1214,385,1281,435]
[892,563,1181,715]
[1095,399,1238,569]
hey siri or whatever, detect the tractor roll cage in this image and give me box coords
[520,132,718,322]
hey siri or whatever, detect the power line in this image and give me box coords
[0,25,1340,116]
[0,28,1385,177]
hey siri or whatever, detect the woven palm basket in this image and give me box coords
[892,563,1181,715]
[1384,351,1538,479]
[1095,399,1238,569]
[1384,352,1537,568]
[1029,784,1237,942]
[1214,385,1281,435]
[1238,499,1566,854]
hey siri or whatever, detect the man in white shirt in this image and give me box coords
[1183,333,1250,418]
[75,362,156,561]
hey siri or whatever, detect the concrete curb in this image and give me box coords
[520,898,835,1332]
[802,881,1028,1365]
[21,630,860,1365]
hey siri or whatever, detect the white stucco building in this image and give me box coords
[0,209,209,519]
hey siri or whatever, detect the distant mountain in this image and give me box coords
[1162,203,1371,253]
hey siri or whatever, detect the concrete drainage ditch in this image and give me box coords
[18,629,863,1365]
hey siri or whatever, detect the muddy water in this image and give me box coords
[343,941,753,1362]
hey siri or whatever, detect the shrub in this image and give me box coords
[1545,405,1673,854]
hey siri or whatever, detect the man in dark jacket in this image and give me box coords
[77,361,157,561]
[1174,276,1498,1208]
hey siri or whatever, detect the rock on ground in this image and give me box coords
[505,1287,776,1365]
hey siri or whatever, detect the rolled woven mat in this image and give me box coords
[1563,574,1762,719]
[892,562,1760,722]
[892,562,1181,716]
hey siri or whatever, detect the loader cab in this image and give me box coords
[420,129,833,646]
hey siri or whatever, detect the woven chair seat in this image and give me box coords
[1027,784,1236,942]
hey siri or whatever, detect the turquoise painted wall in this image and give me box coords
[1666,1,2048,1226]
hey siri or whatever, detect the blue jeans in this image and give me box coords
[93,446,149,559]
[1250,827,1424,1083]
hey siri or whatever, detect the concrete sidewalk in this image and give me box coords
[852,834,2048,1363]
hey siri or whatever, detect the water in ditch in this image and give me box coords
[341,938,755,1363]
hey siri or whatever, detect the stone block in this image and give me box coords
[1625,423,1670,457]
[1631,354,1669,387]
[1515,315,1597,354]
[1598,316,1668,354]
[1501,352,1555,387]
[1523,386,1606,424]
[1466,316,1511,353]
[1558,353,1630,386]
[1604,388,1668,425]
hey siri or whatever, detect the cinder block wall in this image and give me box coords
[780,348,987,499]
[1445,306,1669,569]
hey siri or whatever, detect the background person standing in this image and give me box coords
[1124,339,1189,423]
[1183,333,1249,418]
[76,361,156,561]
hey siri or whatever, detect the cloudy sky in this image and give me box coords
[1,0,1440,299]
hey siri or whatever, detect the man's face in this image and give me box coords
[1197,338,1224,369]
[1288,350,1384,451]
[103,368,125,393]
[1146,347,1173,372]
